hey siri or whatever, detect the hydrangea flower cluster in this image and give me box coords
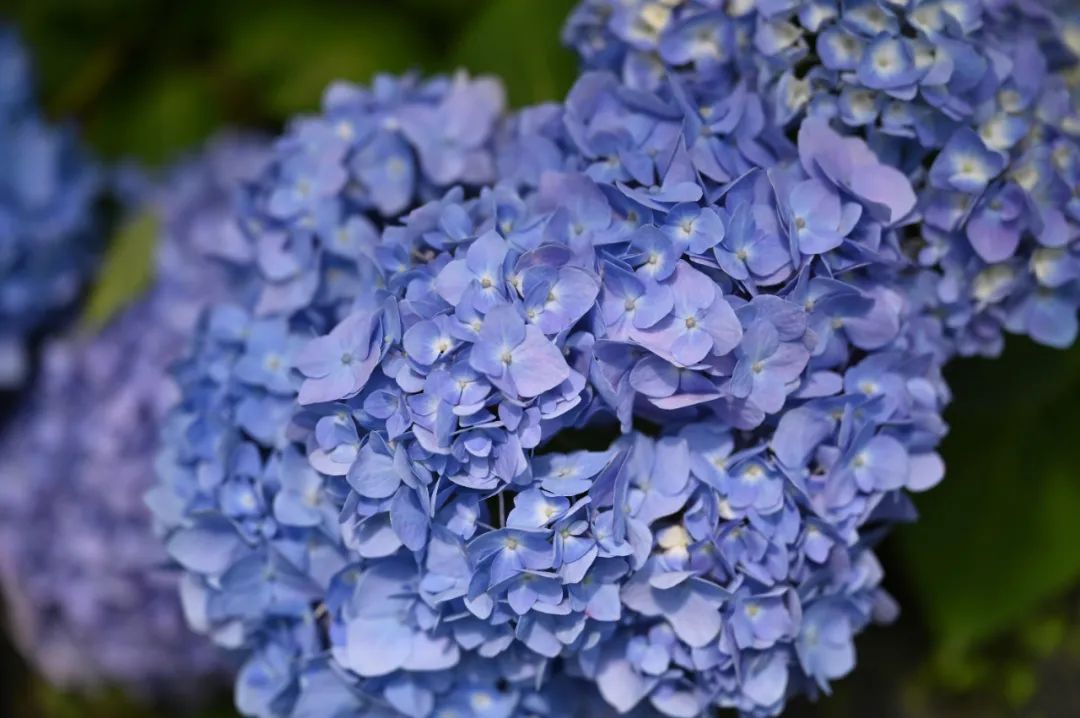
[564,0,1080,357]
[152,72,619,715]
[0,26,102,387]
[149,44,964,715]
[0,135,267,695]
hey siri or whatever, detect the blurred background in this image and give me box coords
[1,1,1079,716]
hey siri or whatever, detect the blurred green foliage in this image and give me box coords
[5,1,1080,716]
[452,0,579,106]
[7,0,578,165]
[899,339,1080,683]
[81,209,158,327]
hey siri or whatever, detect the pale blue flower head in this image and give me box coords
[0,134,267,695]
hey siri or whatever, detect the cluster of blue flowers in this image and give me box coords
[565,0,1080,357]
[147,59,953,718]
[152,73,628,716]
[144,2,1080,717]
[0,135,267,696]
[0,1,1072,714]
[0,27,102,388]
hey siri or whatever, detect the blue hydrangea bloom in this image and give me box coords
[0,135,267,695]
[151,57,960,716]
[0,26,103,387]
[153,73,633,716]
[564,0,1080,357]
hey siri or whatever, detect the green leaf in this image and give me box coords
[451,0,580,106]
[897,339,1080,661]
[82,210,158,328]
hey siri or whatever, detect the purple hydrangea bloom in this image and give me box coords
[151,51,963,716]
[0,135,267,695]
[564,0,1080,357]
[0,26,103,387]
